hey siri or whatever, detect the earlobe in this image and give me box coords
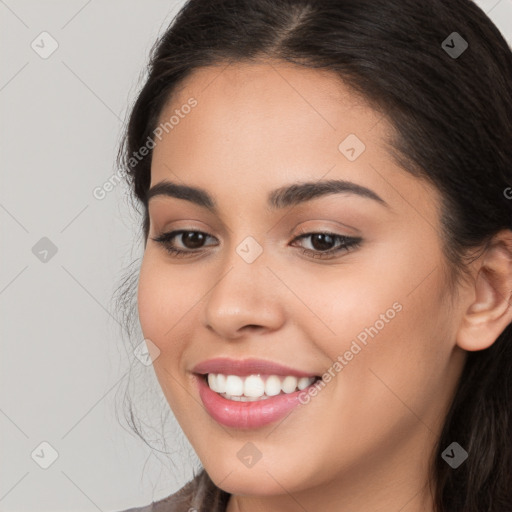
[456,230,512,352]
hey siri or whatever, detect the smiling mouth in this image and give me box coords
[202,373,322,402]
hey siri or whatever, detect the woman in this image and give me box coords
[114,0,512,510]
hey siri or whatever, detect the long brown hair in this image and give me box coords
[115,1,512,509]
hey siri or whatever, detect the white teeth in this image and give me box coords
[216,373,226,392]
[225,375,244,396]
[282,376,298,394]
[297,377,312,390]
[206,373,316,401]
[224,394,267,402]
[207,373,218,392]
[265,375,282,397]
[244,375,266,397]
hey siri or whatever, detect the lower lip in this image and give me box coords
[195,374,314,429]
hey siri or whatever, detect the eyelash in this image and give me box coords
[151,229,362,260]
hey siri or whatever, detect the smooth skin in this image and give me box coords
[137,60,512,512]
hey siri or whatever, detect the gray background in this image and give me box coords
[1,1,511,511]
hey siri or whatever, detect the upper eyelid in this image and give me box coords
[148,207,362,237]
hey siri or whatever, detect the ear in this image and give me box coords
[457,229,512,351]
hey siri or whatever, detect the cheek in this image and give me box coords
[336,269,455,429]
[136,255,195,409]
[137,257,166,342]
[279,256,409,363]
[306,239,454,404]
[137,254,194,354]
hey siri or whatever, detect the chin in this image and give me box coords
[209,467,296,497]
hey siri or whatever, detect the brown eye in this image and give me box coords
[151,230,217,257]
[290,231,362,260]
[180,231,208,249]
[151,229,362,261]
[308,233,337,251]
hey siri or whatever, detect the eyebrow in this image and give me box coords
[146,179,389,212]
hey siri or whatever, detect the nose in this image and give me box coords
[202,244,286,340]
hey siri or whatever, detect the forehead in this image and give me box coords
[148,60,437,223]
[156,60,383,139]
[171,59,367,110]
[152,61,387,172]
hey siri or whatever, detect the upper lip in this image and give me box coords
[192,357,319,378]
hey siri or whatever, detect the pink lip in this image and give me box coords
[191,357,318,378]
[192,358,320,429]
[195,374,318,429]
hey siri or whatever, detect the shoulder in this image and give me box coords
[112,474,198,512]
[112,469,230,512]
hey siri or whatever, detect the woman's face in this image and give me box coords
[138,60,467,508]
